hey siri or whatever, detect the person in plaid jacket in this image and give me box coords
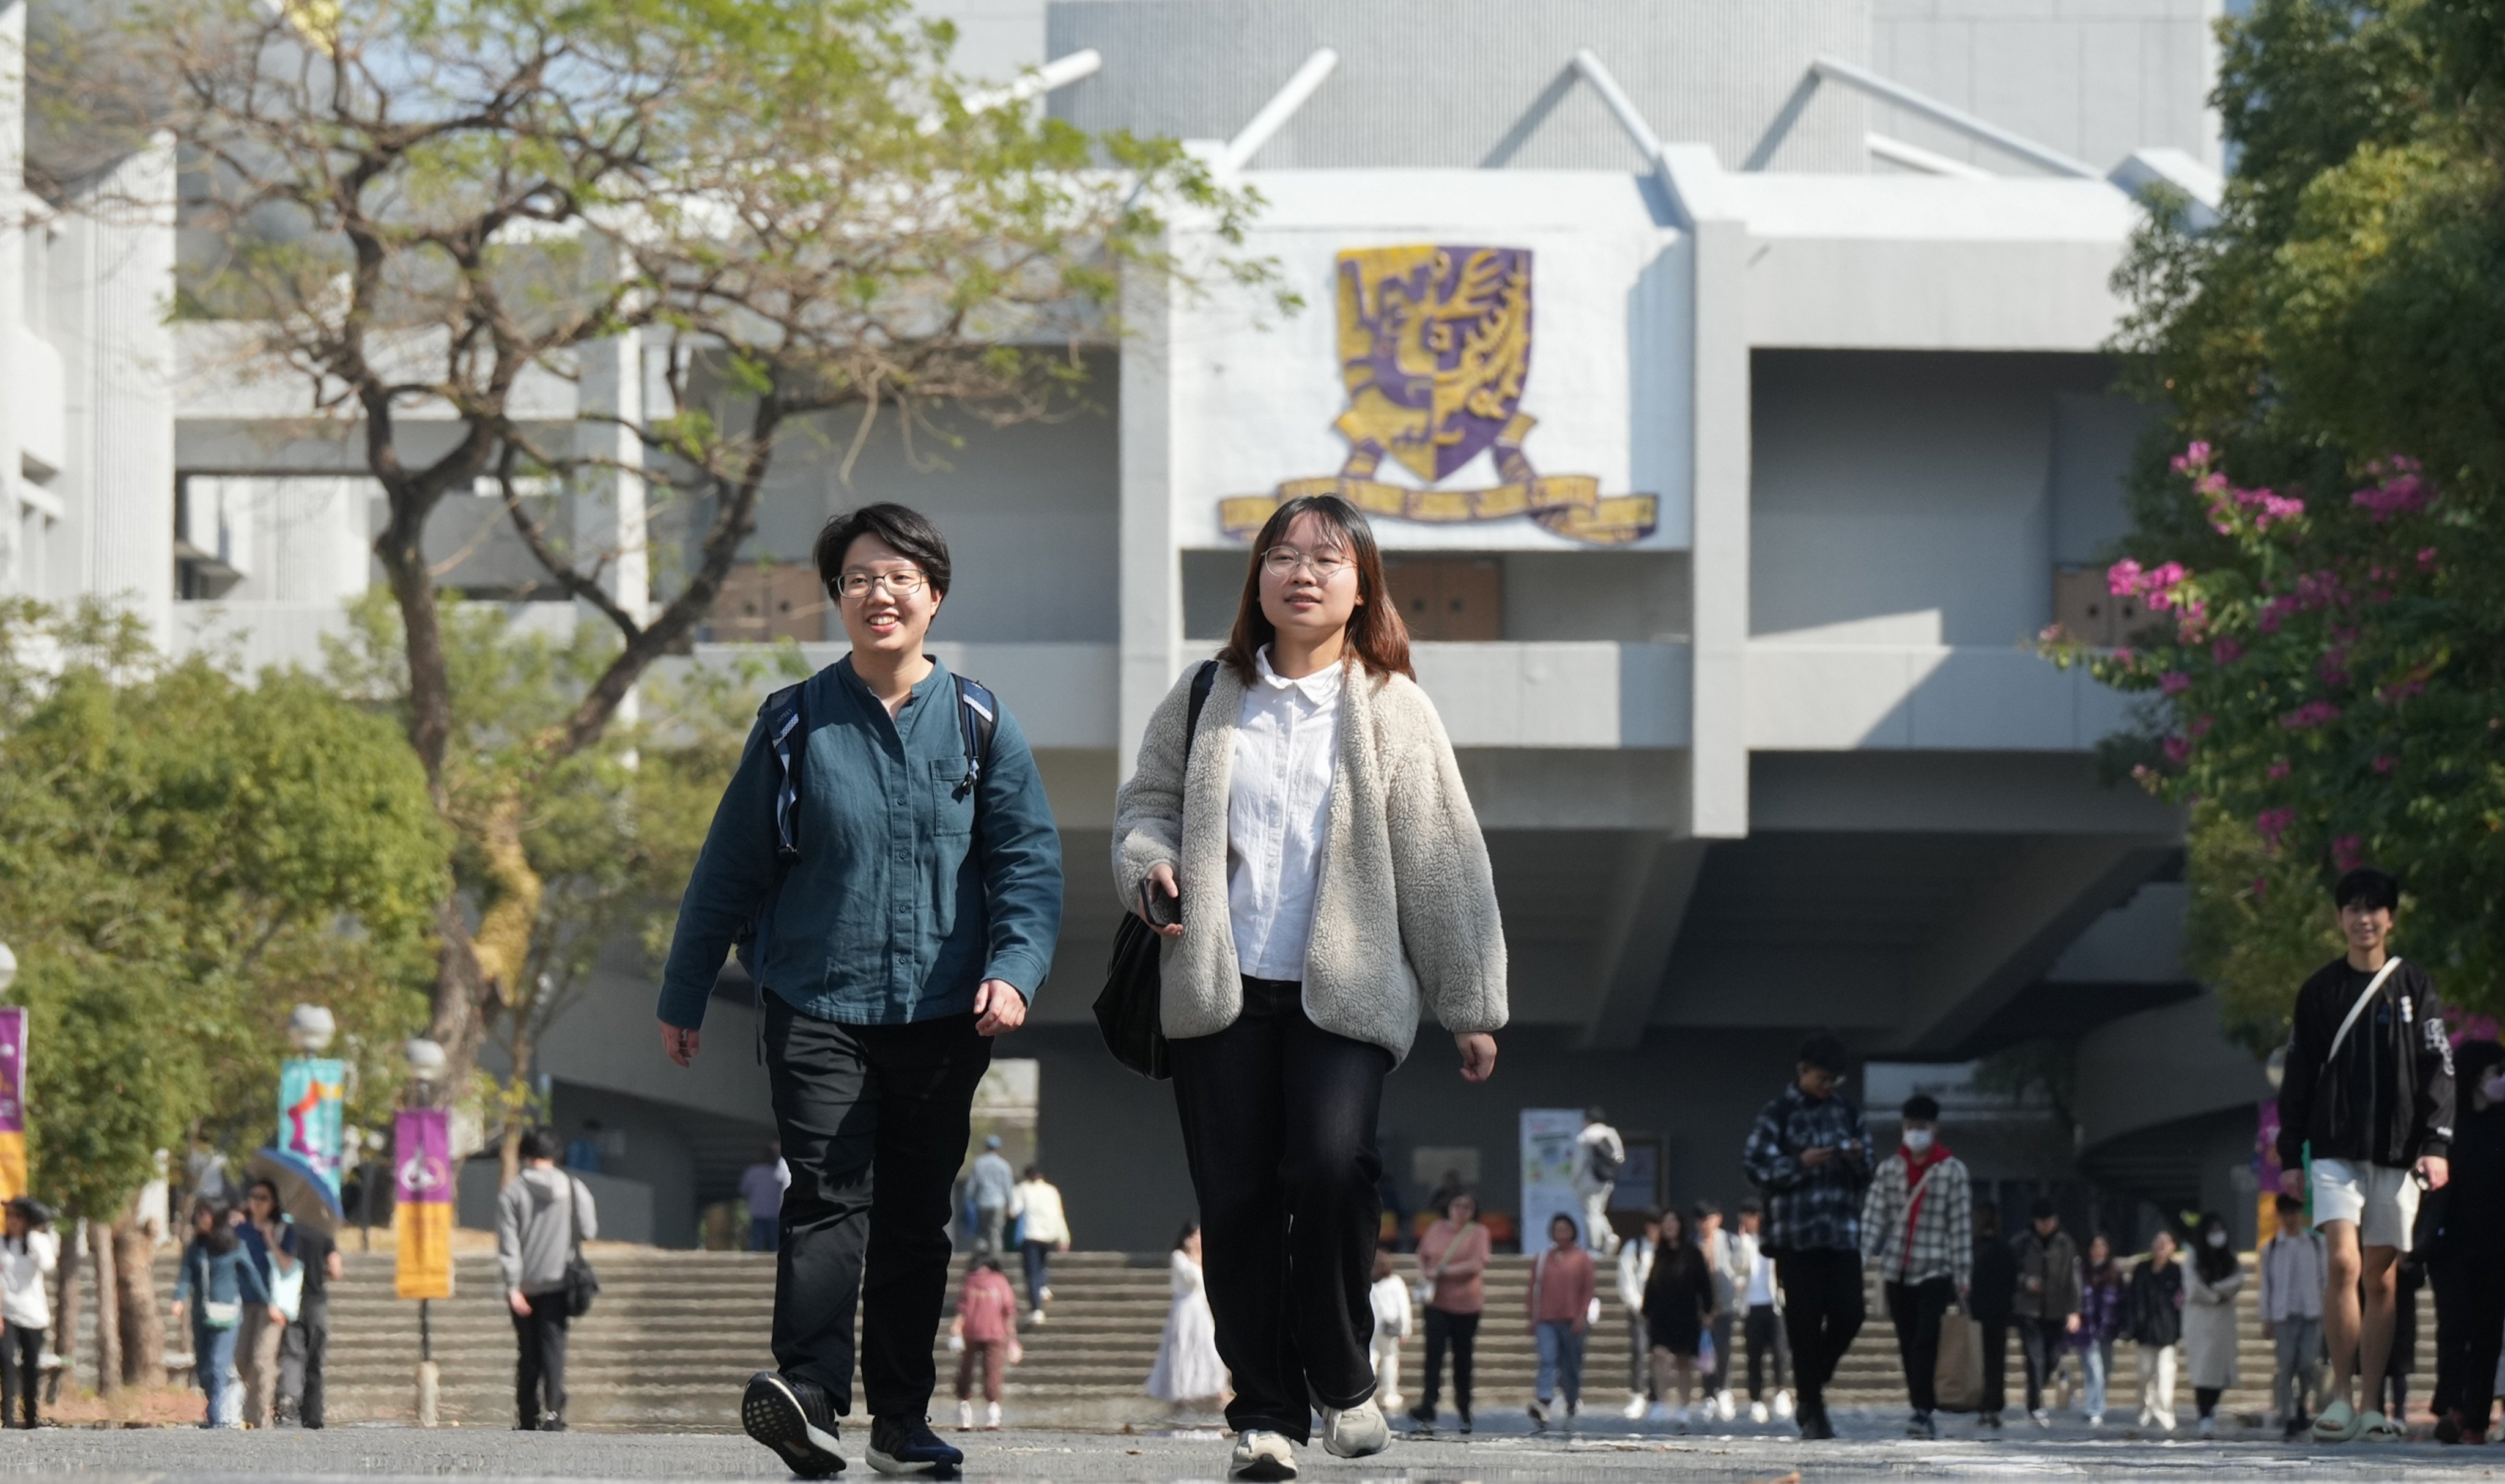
[1860,1095,1973,1438]
[1742,1035,1871,1440]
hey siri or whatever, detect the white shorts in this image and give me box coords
[2311,1158,2421,1250]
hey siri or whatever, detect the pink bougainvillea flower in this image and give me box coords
[2107,558,2144,597]
[2332,834,2365,871]
[2160,671,2192,696]
[2266,759,2290,780]
[2212,637,2244,665]
[2162,736,2192,764]
[2418,547,2439,572]
[2281,700,2341,730]
[2255,807,2297,849]
[2373,754,2399,775]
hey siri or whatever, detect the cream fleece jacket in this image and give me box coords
[1112,659,1508,1062]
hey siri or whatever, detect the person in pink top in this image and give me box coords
[1409,1193,1492,1431]
[950,1257,1020,1431]
[1527,1214,1598,1427]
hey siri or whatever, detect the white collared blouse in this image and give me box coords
[1225,646,1344,981]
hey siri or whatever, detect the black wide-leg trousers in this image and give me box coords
[1169,977,1394,1441]
[764,997,993,1419]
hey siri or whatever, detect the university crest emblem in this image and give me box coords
[1221,245,1658,545]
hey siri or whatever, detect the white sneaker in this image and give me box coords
[956,1400,974,1431]
[1027,1309,1046,1327]
[985,1401,1001,1431]
[1624,1394,1648,1420]
[1320,1399,1390,1459]
[1715,1390,1736,1421]
[1750,1400,1770,1424]
[1230,1429,1298,1480]
[1772,1390,1795,1420]
[1037,1285,1052,1305]
[1648,1401,1673,1423]
[2199,1414,2216,1438]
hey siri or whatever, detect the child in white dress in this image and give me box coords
[1147,1224,1230,1409]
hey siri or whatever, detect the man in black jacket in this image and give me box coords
[2274,867,2455,1444]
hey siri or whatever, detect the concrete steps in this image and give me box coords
[99,1247,2429,1428]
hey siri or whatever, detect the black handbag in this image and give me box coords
[1093,662,1216,1080]
[562,1176,599,1318]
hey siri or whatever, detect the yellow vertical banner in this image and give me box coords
[393,1107,454,1300]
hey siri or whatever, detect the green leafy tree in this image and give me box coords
[2067,0,2505,1038]
[45,0,1270,1088]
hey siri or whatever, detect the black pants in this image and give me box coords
[512,1291,570,1425]
[1745,1303,1789,1399]
[1774,1249,1864,1414]
[1978,1320,2009,1417]
[1418,1308,1480,1420]
[765,999,992,1419]
[2195,1384,2222,1419]
[1885,1277,1956,1414]
[278,1294,328,1427]
[2020,1316,2068,1410]
[1021,1239,1053,1312]
[1169,978,1393,1441]
[2433,1250,2505,1425]
[1,1324,43,1427]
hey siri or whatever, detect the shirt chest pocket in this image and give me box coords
[930,757,977,837]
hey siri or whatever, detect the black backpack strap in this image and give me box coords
[953,676,998,796]
[1185,661,1216,753]
[759,681,809,863]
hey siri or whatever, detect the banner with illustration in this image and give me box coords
[279,1057,347,1200]
[393,1107,454,1299]
[1519,1107,1586,1249]
[0,1009,23,1202]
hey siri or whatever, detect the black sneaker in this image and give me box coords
[867,1414,964,1478]
[1907,1410,1936,1440]
[742,1371,846,1478]
[1405,1402,1435,1429]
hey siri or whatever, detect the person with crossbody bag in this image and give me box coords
[500,1128,599,1431]
[1859,1093,1972,1439]
[2273,866,2455,1445]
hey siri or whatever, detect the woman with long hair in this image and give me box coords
[1114,493,1508,1480]
[1645,1208,1717,1428]
[1147,1222,1229,1412]
[169,1198,274,1429]
[2075,1233,2126,1427]
[2183,1211,2243,1436]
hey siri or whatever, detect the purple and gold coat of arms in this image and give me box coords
[1223,245,1657,545]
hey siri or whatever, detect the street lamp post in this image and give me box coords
[404,1038,446,1428]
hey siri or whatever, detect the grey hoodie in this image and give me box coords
[498,1165,595,1295]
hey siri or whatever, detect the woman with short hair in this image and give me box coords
[1114,493,1508,1481]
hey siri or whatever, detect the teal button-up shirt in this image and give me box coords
[656,656,1063,1028]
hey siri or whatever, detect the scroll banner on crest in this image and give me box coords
[278,1057,347,1201]
[1220,244,1659,547]
[393,1107,454,1300]
[0,1009,24,1202]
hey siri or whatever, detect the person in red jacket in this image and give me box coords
[1527,1213,1597,1428]
[950,1258,1020,1432]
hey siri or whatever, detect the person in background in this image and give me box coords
[1573,1109,1625,1258]
[563,1120,604,1174]
[2074,1234,2125,1428]
[2427,1038,2505,1444]
[273,1205,342,1428]
[171,1198,273,1430]
[739,1143,788,1253]
[1860,1093,1972,1441]
[2260,1192,2328,1438]
[1526,1213,1595,1430]
[949,1255,1018,1431]
[2183,1211,2243,1437]
[1426,1170,1468,1220]
[1695,1201,1742,1422]
[1643,1206,1717,1429]
[1377,1167,1412,1256]
[2274,866,2454,1445]
[967,1135,1016,1257]
[237,1179,297,1428]
[2011,1197,2081,1428]
[1741,1033,1871,1441]
[1409,1192,1491,1433]
[1736,1198,1791,1425]
[0,1198,58,1428]
[2127,1229,2185,1433]
[498,1128,597,1431]
[2384,1249,2423,1425]
[1009,1165,1070,1324]
[1967,1205,2017,1431]
[1616,1209,1659,1420]
[1367,1249,1412,1412]
[1147,1223,1229,1414]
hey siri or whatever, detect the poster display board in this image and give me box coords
[1520,1107,1586,1249]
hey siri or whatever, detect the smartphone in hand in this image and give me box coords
[1141,882,1182,929]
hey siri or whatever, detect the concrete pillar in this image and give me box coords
[55,133,177,645]
[0,0,26,597]
[1115,264,1181,781]
[1686,216,1750,838]
[574,329,649,626]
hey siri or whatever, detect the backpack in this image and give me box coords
[733,668,999,974]
[1586,1132,1624,1184]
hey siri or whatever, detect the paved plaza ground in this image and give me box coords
[0,1410,2492,1482]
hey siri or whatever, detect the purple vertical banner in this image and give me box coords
[0,1008,25,1201]
[394,1107,453,1299]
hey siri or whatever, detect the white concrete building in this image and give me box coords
[5,0,2277,1247]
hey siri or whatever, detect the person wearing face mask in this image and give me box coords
[658,504,1065,1480]
[2423,1038,2505,1444]
[2182,1211,2243,1436]
[1859,1095,1972,1440]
